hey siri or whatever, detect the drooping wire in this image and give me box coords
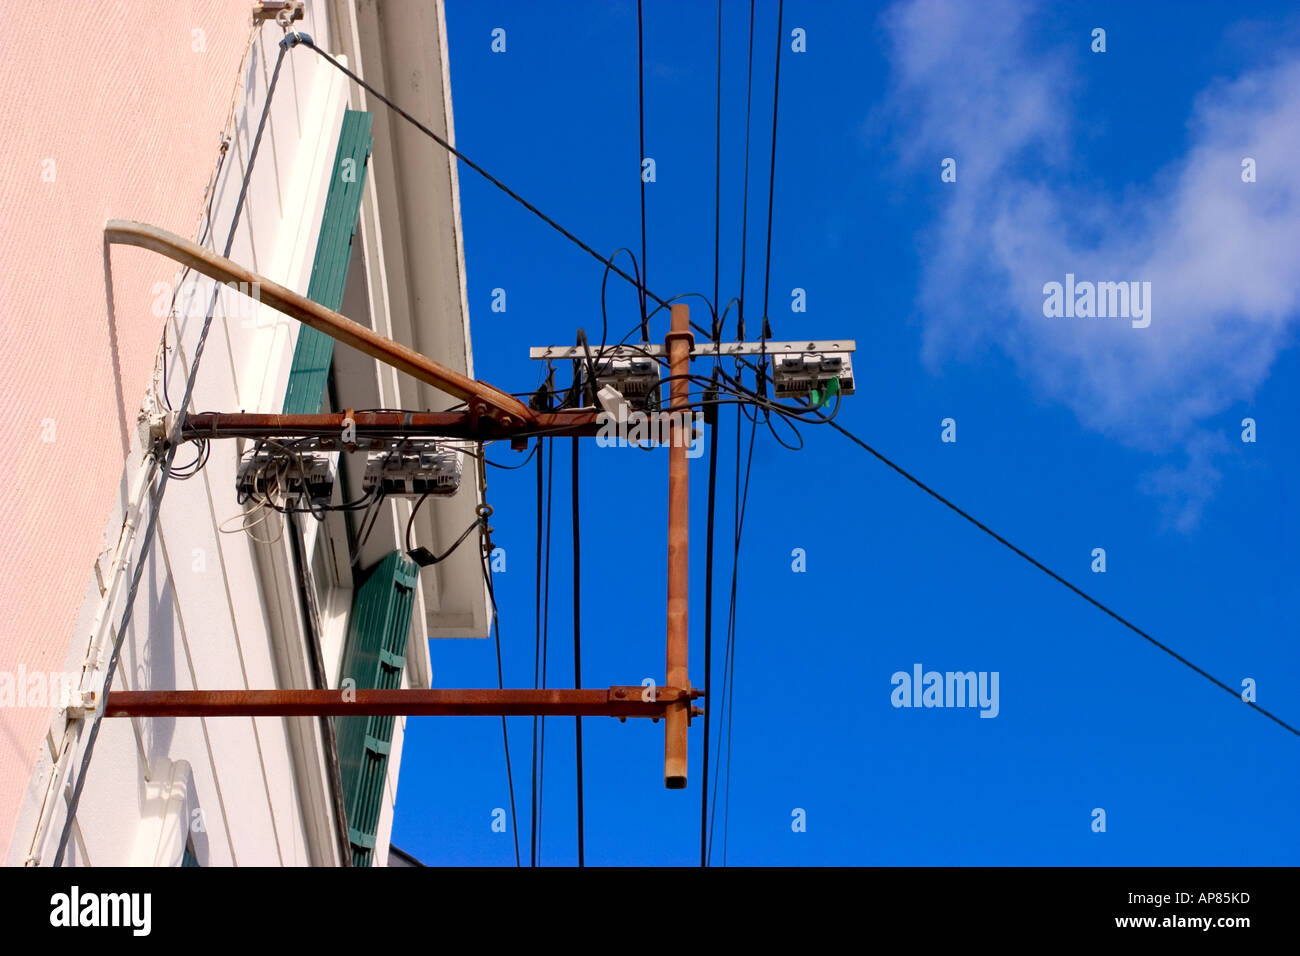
[600,248,642,353]
[506,361,1298,750]
[760,0,784,341]
[701,0,723,868]
[167,439,211,479]
[480,548,523,867]
[712,0,723,343]
[531,438,544,867]
[712,0,790,866]
[484,441,539,470]
[405,496,483,565]
[707,0,757,868]
[55,37,292,867]
[350,489,387,568]
[572,437,585,866]
[637,0,650,342]
[537,438,555,862]
[738,0,756,342]
[701,378,720,867]
[291,33,672,313]
[711,408,757,865]
[829,420,1300,740]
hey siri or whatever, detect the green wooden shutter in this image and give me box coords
[282,109,374,414]
[337,550,418,867]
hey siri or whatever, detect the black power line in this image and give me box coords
[537,439,554,863]
[738,0,756,341]
[531,437,545,867]
[712,0,723,342]
[481,552,522,867]
[701,384,721,868]
[760,0,784,340]
[709,0,787,868]
[828,420,1300,740]
[571,437,585,866]
[708,0,758,867]
[719,412,756,865]
[701,0,723,869]
[291,32,671,313]
[637,0,650,342]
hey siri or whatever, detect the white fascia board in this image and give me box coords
[333,0,491,648]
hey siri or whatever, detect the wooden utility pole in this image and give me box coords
[664,304,692,788]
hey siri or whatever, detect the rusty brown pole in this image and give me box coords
[104,687,698,719]
[105,220,532,428]
[181,410,603,442]
[664,304,693,788]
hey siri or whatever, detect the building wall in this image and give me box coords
[2,0,476,866]
[0,0,263,864]
[2,0,365,866]
[64,13,356,862]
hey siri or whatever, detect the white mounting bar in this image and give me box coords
[531,339,857,400]
[529,340,857,360]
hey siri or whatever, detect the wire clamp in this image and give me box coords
[64,690,99,720]
[340,409,356,452]
[278,28,312,51]
[146,410,177,458]
[476,504,495,552]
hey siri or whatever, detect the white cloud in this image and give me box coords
[883,0,1300,527]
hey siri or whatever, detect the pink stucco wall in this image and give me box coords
[0,1,254,861]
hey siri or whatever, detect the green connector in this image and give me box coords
[811,376,841,408]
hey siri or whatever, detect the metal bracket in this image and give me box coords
[663,329,696,350]
[145,409,177,457]
[64,690,98,719]
[252,1,304,25]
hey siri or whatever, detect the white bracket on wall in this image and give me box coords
[63,690,99,720]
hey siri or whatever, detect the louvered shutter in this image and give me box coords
[337,550,418,866]
[282,108,374,414]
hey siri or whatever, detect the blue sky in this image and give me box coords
[392,0,1300,865]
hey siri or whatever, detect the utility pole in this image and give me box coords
[103,219,854,795]
[664,304,693,788]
